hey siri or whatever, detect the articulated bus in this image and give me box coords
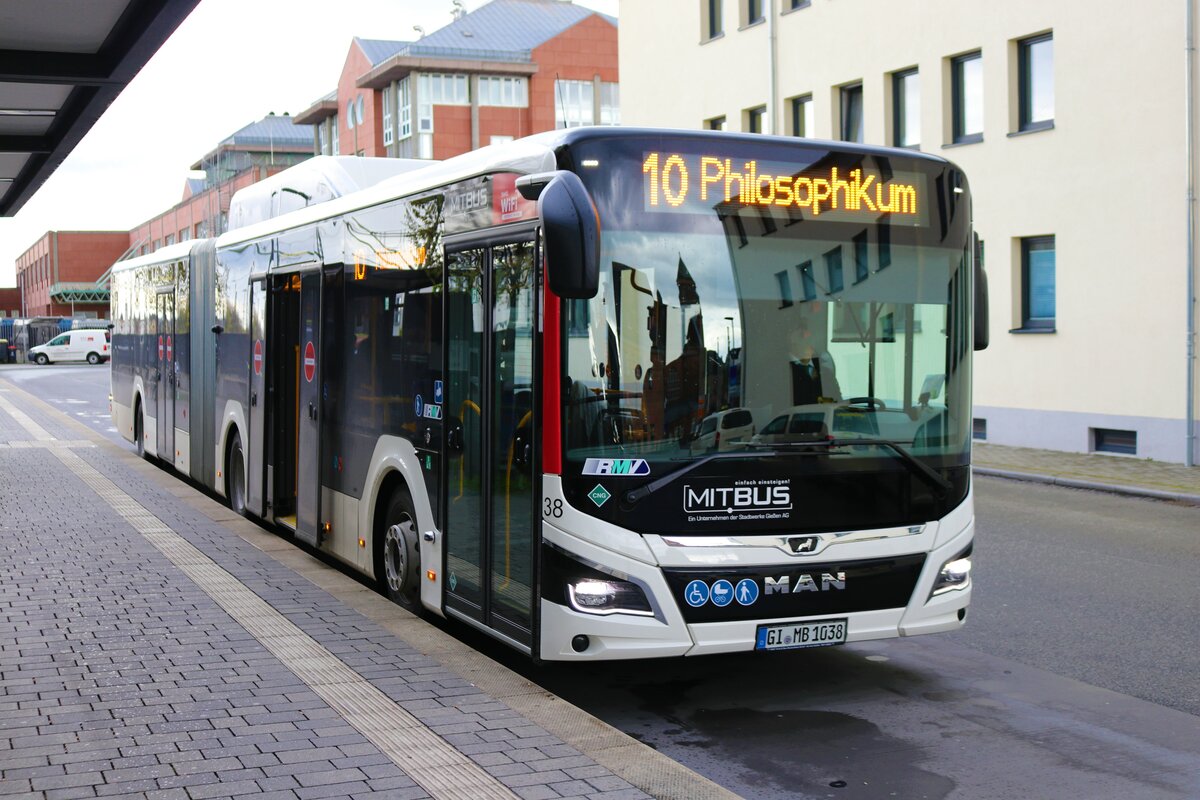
[110,128,987,660]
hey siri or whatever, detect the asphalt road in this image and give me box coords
[8,363,1199,799]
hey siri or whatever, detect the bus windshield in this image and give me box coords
[560,134,973,534]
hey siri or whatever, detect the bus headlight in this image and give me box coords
[930,546,972,598]
[567,578,653,616]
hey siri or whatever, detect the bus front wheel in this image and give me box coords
[379,489,421,612]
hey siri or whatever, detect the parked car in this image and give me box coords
[27,330,110,365]
[689,407,755,453]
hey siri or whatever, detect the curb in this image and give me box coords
[973,467,1200,507]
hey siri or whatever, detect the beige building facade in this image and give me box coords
[619,0,1200,464]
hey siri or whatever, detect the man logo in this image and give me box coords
[582,458,651,476]
[787,536,821,554]
[763,572,847,594]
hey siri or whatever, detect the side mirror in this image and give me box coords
[973,233,989,351]
[535,171,600,300]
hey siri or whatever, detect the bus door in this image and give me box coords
[246,278,267,517]
[295,270,323,546]
[155,289,175,463]
[444,236,539,649]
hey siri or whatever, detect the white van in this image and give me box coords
[28,330,110,365]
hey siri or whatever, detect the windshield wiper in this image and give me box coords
[624,449,815,505]
[820,437,953,496]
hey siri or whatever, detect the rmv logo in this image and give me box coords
[582,458,651,476]
[763,572,847,594]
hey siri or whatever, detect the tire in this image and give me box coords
[227,434,247,517]
[377,489,421,611]
[134,402,146,459]
[35,353,48,366]
[86,352,100,365]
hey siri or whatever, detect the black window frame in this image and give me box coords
[892,68,920,149]
[789,0,811,8]
[951,51,983,144]
[746,105,766,134]
[840,83,863,143]
[1020,235,1056,330]
[789,94,812,137]
[746,0,764,25]
[706,115,726,131]
[706,0,723,40]
[775,269,793,308]
[1018,33,1054,132]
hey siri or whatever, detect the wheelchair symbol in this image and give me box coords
[684,580,710,608]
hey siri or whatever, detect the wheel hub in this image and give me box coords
[384,518,416,593]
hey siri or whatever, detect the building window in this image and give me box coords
[382,84,394,146]
[1093,428,1136,455]
[600,82,620,125]
[419,73,469,105]
[853,231,869,282]
[745,105,766,133]
[744,0,764,26]
[788,0,810,8]
[706,115,726,131]
[892,68,920,148]
[797,261,816,301]
[317,123,329,156]
[478,76,529,107]
[330,113,339,153]
[704,0,723,40]
[789,94,812,137]
[952,51,983,144]
[1021,235,1056,329]
[824,247,843,294]
[972,418,987,440]
[775,270,793,308]
[555,79,595,128]
[398,77,411,140]
[840,83,863,143]
[1019,33,1054,131]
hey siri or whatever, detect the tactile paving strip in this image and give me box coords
[0,393,519,800]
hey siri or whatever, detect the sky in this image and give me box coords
[0,0,619,287]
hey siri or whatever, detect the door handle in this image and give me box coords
[251,391,257,407]
[308,401,316,420]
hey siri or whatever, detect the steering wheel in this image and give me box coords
[846,396,887,410]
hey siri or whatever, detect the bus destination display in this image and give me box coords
[642,151,925,222]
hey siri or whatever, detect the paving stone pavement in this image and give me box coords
[0,392,660,799]
[973,442,1200,502]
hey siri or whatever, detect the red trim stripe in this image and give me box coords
[542,261,562,475]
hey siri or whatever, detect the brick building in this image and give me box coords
[0,288,20,317]
[128,113,313,254]
[294,0,618,161]
[14,231,130,317]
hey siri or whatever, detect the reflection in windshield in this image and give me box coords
[563,226,969,464]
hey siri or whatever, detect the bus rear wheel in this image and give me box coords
[379,489,421,612]
[227,433,246,517]
[134,401,146,459]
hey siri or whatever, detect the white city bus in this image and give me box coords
[110,128,986,660]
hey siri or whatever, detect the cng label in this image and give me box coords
[303,341,316,382]
[253,340,264,375]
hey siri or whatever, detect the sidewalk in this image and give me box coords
[0,382,736,800]
[973,442,1200,505]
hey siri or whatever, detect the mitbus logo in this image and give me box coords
[684,483,791,514]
